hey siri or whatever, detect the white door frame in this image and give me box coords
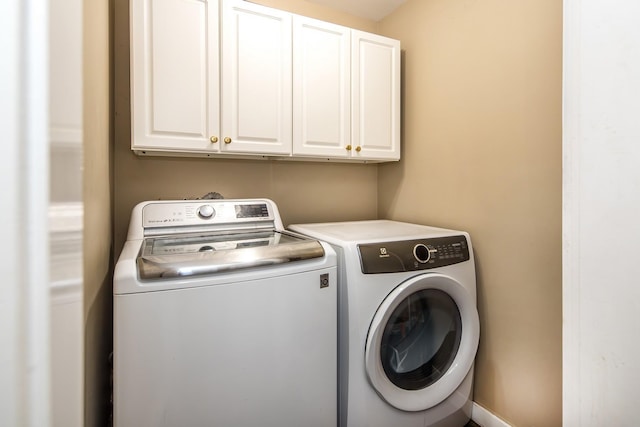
[0,0,52,425]
[564,0,640,425]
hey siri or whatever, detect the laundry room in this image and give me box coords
[79,0,561,426]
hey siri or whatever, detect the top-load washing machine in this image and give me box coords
[114,199,337,427]
[289,220,480,427]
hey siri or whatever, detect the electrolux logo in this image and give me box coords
[379,247,390,258]
[320,273,329,288]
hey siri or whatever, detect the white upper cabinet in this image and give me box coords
[130,0,219,154]
[351,31,401,161]
[129,0,401,161]
[292,16,351,158]
[221,0,292,155]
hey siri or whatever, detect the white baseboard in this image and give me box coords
[472,402,512,427]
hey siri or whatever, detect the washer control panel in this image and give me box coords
[358,235,470,274]
[142,200,273,229]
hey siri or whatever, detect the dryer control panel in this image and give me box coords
[358,235,470,274]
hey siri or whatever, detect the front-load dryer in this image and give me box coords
[289,220,480,427]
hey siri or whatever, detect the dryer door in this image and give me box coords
[364,272,479,412]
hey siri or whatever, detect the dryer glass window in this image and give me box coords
[380,289,462,390]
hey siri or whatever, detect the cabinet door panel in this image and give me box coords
[293,17,350,158]
[131,0,219,152]
[221,0,292,155]
[352,31,400,161]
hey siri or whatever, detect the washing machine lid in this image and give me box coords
[364,273,479,412]
[137,230,324,279]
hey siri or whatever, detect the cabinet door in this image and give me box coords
[221,0,292,155]
[293,16,350,158]
[351,31,401,161]
[130,0,220,153]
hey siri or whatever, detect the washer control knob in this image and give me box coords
[197,204,215,219]
[413,244,431,263]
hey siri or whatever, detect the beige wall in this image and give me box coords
[251,0,377,31]
[113,0,379,255]
[83,0,112,426]
[378,0,562,426]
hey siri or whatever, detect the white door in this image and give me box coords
[351,30,401,161]
[293,16,350,158]
[2,0,52,424]
[221,0,292,155]
[130,0,220,153]
[365,273,479,412]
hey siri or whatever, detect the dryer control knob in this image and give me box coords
[197,204,215,219]
[413,244,431,263]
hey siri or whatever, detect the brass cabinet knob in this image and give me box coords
[355,146,362,152]
[345,145,352,151]
[224,137,232,144]
[210,136,218,143]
